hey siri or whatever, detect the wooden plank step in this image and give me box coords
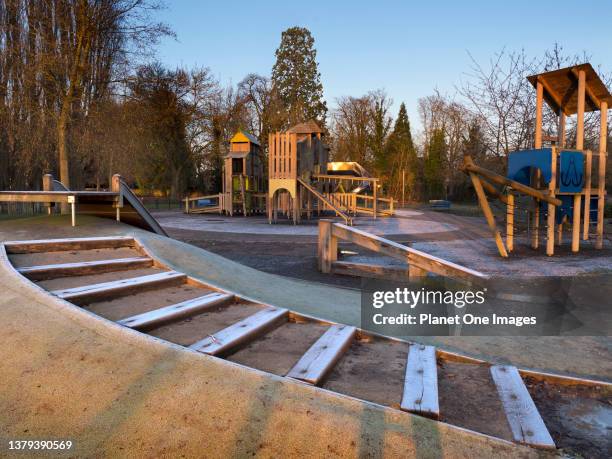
[4,236,135,254]
[51,271,186,304]
[286,324,356,385]
[490,365,555,448]
[17,257,153,281]
[189,307,288,356]
[117,292,234,330]
[400,344,439,419]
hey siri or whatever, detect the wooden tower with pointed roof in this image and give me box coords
[222,130,266,215]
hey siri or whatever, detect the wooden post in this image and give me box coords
[373,179,378,218]
[572,195,581,252]
[583,150,592,240]
[558,110,566,148]
[572,70,586,252]
[506,191,514,252]
[469,172,508,257]
[576,70,586,150]
[185,197,190,214]
[43,174,53,215]
[596,101,608,249]
[240,175,247,217]
[557,220,563,246]
[546,149,557,256]
[535,80,543,149]
[68,195,76,227]
[111,174,124,220]
[318,220,337,273]
[531,196,540,249]
[402,169,405,205]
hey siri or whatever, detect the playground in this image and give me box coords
[0,62,611,458]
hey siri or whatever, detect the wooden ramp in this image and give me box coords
[12,236,612,454]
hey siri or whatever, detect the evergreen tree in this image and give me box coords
[424,128,446,199]
[387,103,418,200]
[271,27,327,126]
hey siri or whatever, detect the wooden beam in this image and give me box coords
[572,194,581,253]
[468,172,509,257]
[558,110,566,147]
[286,324,356,385]
[490,365,555,448]
[117,292,233,330]
[546,149,557,256]
[535,80,543,148]
[597,101,608,249]
[480,178,508,205]
[0,191,74,203]
[3,236,135,254]
[189,307,288,356]
[331,260,410,281]
[583,150,592,240]
[17,257,153,281]
[506,192,514,252]
[401,344,439,419]
[330,223,489,282]
[52,271,186,304]
[577,70,586,150]
[462,158,562,206]
[318,220,337,273]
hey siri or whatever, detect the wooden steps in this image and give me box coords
[287,324,356,385]
[401,344,439,419]
[7,236,603,453]
[490,365,555,448]
[4,236,135,254]
[189,307,288,356]
[117,292,233,330]
[17,257,153,281]
[51,271,186,303]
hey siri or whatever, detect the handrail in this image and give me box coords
[297,178,352,225]
[318,220,488,284]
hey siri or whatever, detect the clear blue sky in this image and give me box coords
[154,0,611,128]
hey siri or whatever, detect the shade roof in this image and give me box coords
[527,63,612,115]
[287,120,325,134]
[230,130,260,146]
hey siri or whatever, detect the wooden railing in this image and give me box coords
[355,194,395,216]
[318,220,488,284]
[321,192,394,217]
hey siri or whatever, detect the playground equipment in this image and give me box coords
[0,174,167,235]
[185,121,394,223]
[222,130,266,215]
[464,63,610,257]
[267,120,394,224]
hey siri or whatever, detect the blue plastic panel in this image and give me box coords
[559,151,585,193]
[507,149,553,185]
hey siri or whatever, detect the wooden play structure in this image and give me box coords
[267,121,394,225]
[0,174,167,235]
[464,63,610,257]
[185,121,394,223]
[184,131,266,215]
